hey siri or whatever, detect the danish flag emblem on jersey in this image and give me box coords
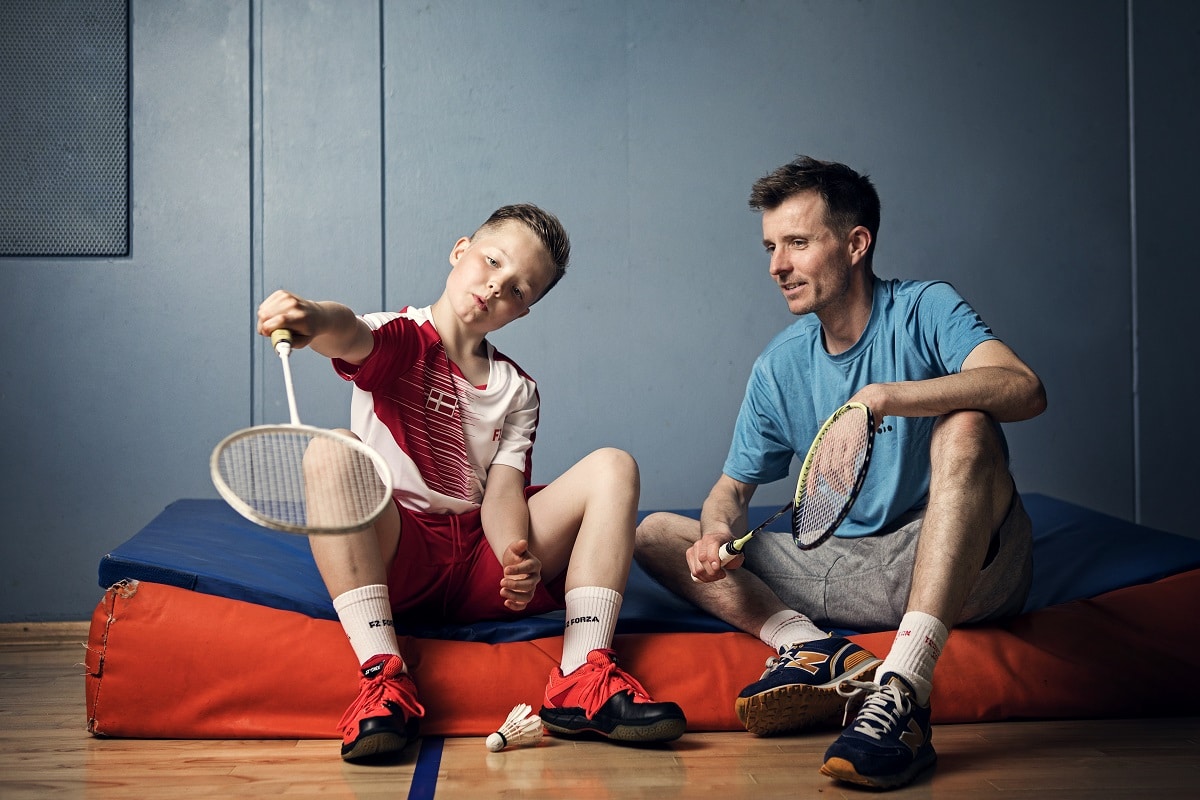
[426,388,458,416]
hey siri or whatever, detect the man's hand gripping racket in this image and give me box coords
[210,329,394,534]
[701,402,875,577]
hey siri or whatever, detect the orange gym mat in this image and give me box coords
[85,567,1200,738]
[85,495,1200,738]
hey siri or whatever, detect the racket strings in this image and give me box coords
[793,410,872,547]
[216,429,389,532]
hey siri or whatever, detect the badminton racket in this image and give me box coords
[716,401,874,565]
[210,328,394,534]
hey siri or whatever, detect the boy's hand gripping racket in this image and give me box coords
[715,402,875,567]
[210,329,394,534]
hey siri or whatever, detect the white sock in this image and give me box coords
[560,586,621,674]
[332,584,405,670]
[759,609,826,651]
[877,611,948,705]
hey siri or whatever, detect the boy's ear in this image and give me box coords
[449,236,472,266]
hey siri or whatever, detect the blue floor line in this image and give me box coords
[407,736,444,800]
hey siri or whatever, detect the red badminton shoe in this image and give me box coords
[339,654,425,761]
[539,649,686,743]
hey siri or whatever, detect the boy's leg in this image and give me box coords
[635,513,879,736]
[525,448,686,743]
[822,410,1013,789]
[306,430,423,761]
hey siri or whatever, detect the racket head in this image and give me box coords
[791,402,875,550]
[210,424,394,535]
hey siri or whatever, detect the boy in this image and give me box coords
[257,204,685,761]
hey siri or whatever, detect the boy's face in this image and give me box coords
[445,221,556,332]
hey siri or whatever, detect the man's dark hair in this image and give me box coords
[749,156,881,266]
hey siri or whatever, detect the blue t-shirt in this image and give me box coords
[724,278,1000,538]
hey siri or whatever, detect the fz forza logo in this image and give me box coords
[427,388,458,415]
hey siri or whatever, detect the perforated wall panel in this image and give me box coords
[0,0,130,256]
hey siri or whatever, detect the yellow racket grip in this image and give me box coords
[271,328,293,354]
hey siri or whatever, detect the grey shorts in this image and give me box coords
[742,490,1033,633]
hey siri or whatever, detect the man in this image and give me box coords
[635,156,1046,790]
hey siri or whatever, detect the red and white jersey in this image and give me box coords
[333,306,538,515]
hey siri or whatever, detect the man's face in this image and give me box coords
[760,191,857,318]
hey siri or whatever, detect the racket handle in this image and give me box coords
[271,328,293,355]
[690,541,743,582]
[272,328,301,426]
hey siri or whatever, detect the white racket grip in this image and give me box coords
[690,541,742,582]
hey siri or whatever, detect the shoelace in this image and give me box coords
[836,678,910,739]
[338,673,426,734]
[565,655,653,717]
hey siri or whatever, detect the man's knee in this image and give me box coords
[931,410,1004,467]
[635,512,695,554]
[635,511,674,544]
[930,411,1013,524]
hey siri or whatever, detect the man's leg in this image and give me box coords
[822,410,1011,789]
[635,513,880,736]
[635,512,797,636]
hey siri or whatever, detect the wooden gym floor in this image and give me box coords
[3,621,1198,799]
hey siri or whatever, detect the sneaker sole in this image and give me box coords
[819,750,937,789]
[341,729,411,761]
[540,712,687,743]
[735,661,880,736]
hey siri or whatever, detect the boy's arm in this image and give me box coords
[480,463,541,611]
[256,289,375,365]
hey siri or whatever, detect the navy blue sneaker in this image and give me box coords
[735,636,881,736]
[820,672,936,789]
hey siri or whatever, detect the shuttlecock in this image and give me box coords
[485,703,544,752]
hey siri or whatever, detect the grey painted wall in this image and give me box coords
[1,0,1196,622]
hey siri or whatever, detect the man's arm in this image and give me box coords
[849,339,1047,424]
[690,474,757,581]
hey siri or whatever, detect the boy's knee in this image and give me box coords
[589,447,639,483]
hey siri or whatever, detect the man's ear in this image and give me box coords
[847,226,872,264]
[449,236,472,266]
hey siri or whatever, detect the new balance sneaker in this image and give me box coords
[820,672,936,789]
[735,636,881,736]
[539,649,687,743]
[338,654,425,761]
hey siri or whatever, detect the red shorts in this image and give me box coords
[385,485,567,624]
